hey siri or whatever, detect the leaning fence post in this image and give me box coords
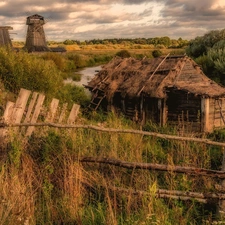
[0,101,15,138]
[45,98,59,122]
[67,104,80,124]
[26,93,45,137]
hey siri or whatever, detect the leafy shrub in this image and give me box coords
[194,40,225,85]
[195,55,214,78]
[0,47,63,98]
[66,53,87,68]
[115,50,131,58]
[71,73,81,81]
[41,52,67,71]
[57,84,90,107]
[207,41,225,76]
[152,49,163,58]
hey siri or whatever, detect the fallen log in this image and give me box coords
[79,157,225,179]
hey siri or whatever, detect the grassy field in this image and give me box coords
[1,44,221,224]
[64,43,186,58]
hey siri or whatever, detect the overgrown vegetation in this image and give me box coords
[0,36,224,224]
[0,47,90,107]
[152,49,163,58]
[0,114,223,224]
[186,28,225,85]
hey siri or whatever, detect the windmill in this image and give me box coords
[24,14,51,52]
[0,26,13,47]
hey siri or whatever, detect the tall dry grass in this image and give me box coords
[0,114,221,224]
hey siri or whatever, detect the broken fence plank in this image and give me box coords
[58,103,68,123]
[26,93,45,137]
[0,101,15,137]
[67,104,80,124]
[45,98,59,123]
[23,91,38,123]
[11,88,31,124]
[2,101,15,124]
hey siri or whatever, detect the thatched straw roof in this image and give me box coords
[87,55,225,99]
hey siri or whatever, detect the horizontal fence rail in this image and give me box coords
[106,186,225,203]
[1,122,225,148]
[79,157,225,179]
[106,186,225,204]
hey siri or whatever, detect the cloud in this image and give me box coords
[0,0,224,41]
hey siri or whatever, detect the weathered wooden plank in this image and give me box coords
[26,93,45,137]
[58,103,68,123]
[201,98,210,132]
[0,101,15,137]
[67,104,80,124]
[23,92,38,123]
[11,88,31,124]
[45,98,59,123]
[2,101,15,123]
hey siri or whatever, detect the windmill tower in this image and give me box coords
[0,26,13,47]
[24,14,51,52]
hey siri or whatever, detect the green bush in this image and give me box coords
[152,49,163,58]
[66,53,87,68]
[41,52,67,71]
[0,47,63,98]
[115,50,131,58]
[57,84,90,108]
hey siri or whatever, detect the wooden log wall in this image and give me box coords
[209,98,225,131]
[143,97,159,124]
[166,90,201,132]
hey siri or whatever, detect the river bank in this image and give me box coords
[65,65,102,87]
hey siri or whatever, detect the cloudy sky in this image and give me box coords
[1,0,225,42]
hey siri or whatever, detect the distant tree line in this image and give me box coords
[62,37,189,48]
[186,28,225,85]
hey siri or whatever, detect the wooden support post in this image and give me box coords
[162,99,167,126]
[201,98,210,132]
[158,99,166,126]
[140,94,145,126]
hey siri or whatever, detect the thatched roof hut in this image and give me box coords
[85,55,225,133]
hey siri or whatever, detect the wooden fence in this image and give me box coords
[0,88,80,137]
[1,88,225,217]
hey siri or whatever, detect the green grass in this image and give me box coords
[0,114,222,224]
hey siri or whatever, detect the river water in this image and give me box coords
[65,65,102,87]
